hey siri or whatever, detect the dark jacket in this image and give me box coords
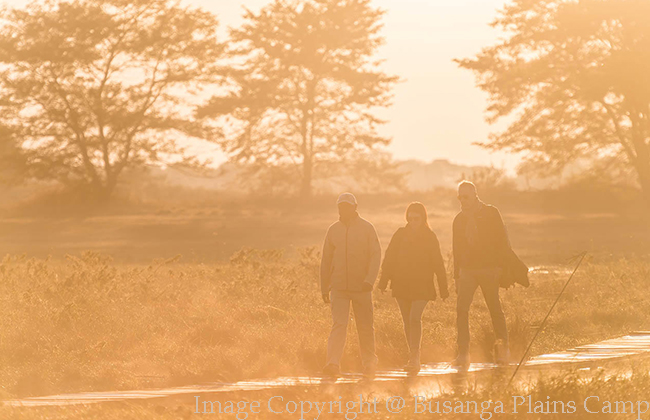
[452,203,529,288]
[499,248,530,289]
[452,203,509,278]
[378,226,448,301]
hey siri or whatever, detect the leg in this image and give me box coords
[408,300,428,364]
[396,298,413,354]
[351,291,378,370]
[479,270,509,346]
[456,269,479,356]
[326,290,351,368]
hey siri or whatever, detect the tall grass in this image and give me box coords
[1,250,649,401]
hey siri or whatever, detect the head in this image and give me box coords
[336,192,358,220]
[457,180,479,211]
[405,202,429,230]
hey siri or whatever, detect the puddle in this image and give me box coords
[525,332,650,366]
[528,265,574,276]
[5,332,650,408]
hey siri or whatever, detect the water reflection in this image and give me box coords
[6,332,650,407]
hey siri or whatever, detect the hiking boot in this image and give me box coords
[404,358,421,374]
[404,364,420,374]
[494,340,510,365]
[362,365,376,379]
[452,353,470,369]
[322,364,340,377]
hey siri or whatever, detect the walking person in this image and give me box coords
[320,192,381,377]
[377,202,449,374]
[452,181,510,368]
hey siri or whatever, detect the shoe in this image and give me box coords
[404,358,421,374]
[452,353,470,369]
[362,365,376,379]
[404,364,420,374]
[322,364,340,377]
[494,340,510,365]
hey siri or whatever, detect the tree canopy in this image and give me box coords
[199,0,399,197]
[0,0,222,200]
[458,0,650,207]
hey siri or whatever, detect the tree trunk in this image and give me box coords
[624,107,650,212]
[638,160,650,211]
[299,80,316,200]
[84,168,118,205]
[299,113,312,199]
[300,154,313,199]
[636,145,650,212]
[87,182,114,205]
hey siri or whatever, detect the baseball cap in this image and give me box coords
[336,192,357,206]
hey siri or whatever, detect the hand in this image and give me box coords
[322,293,330,304]
[377,277,388,294]
[361,282,373,292]
[440,289,450,301]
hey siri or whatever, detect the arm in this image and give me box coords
[377,267,390,291]
[320,227,334,296]
[378,229,400,290]
[364,223,381,288]
[431,232,449,299]
[452,215,461,280]
[492,207,511,264]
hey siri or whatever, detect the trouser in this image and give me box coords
[326,290,378,369]
[396,298,428,364]
[456,267,508,355]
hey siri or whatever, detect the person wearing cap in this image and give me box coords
[452,180,510,368]
[320,192,381,377]
[377,202,449,374]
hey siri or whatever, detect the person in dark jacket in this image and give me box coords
[452,180,510,367]
[378,202,449,373]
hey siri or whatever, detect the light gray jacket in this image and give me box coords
[320,214,381,294]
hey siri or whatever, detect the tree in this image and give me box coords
[457,0,650,208]
[0,124,27,184]
[199,0,399,198]
[0,0,222,201]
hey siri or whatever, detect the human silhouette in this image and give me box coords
[320,193,381,377]
[378,202,449,374]
[453,181,510,368]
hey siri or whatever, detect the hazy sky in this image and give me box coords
[2,0,518,170]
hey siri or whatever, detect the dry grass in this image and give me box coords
[1,248,650,402]
[1,188,650,418]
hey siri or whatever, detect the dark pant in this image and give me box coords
[456,267,508,355]
[396,298,428,364]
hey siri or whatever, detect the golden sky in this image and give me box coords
[2,0,518,171]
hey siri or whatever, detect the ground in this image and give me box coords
[1,188,649,419]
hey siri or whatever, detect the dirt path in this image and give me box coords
[5,332,650,408]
